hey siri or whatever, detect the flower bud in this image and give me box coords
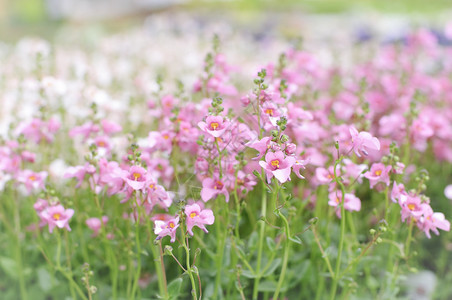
[285,143,296,155]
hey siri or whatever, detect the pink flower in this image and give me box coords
[94,136,111,155]
[86,216,108,236]
[400,195,424,223]
[145,178,172,209]
[259,151,295,184]
[391,182,408,204]
[198,116,230,138]
[246,137,272,160]
[124,165,147,190]
[315,166,340,185]
[69,122,99,140]
[154,216,179,243]
[148,131,175,152]
[185,203,215,236]
[420,209,450,239]
[364,163,391,189]
[33,198,48,212]
[200,177,229,202]
[17,170,47,193]
[292,159,308,180]
[328,192,361,218]
[40,204,74,233]
[349,126,380,157]
[101,119,122,135]
[64,163,96,188]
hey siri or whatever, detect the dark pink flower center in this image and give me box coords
[214,181,224,190]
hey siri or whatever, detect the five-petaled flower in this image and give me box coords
[154,216,180,243]
[259,151,295,183]
[185,203,215,236]
[198,116,230,138]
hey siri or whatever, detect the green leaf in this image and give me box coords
[0,256,19,280]
[289,235,303,245]
[167,278,183,299]
[241,270,257,278]
[258,280,278,292]
[37,267,52,292]
[262,258,281,277]
[266,237,276,252]
[248,232,258,250]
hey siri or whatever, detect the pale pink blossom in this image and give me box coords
[185,203,215,236]
[259,151,295,184]
[349,126,381,157]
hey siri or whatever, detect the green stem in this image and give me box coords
[64,230,77,300]
[273,211,291,300]
[252,179,269,300]
[233,172,241,240]
[330,181,347,300]
[93,187,118,299]
[214,200,227,298]
[13,197,28,300]
[405,218,414,259]
[312,226,334,279]
[181,227,198,300]
[215,139,223,178]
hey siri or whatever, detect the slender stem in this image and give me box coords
[181,227,198,300]
[405,218,414,259]
[233,172,241,239]
[64,230,77,300]
[158,242,169,299]
[56,266,89,300]
[131,197,143,300]
[273,210,291,300]
[13,195,28,300]
[330,181,347,300]
[215,139,223,178]
[339,233,381,279]
[92,183,118,299]
[252,179,268,300]
[312,226,334,278]
[214,200,227,298]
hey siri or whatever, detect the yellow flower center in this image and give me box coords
[169,222,175,228]
[163,135,169,140]
[98,141,105,147]
[407,204,416,211]
[265,108,274,116]
[374,170,382,176]
[271,160,280,168]
[133,173,141,181]
[53,213,61,220]
[149,184,155,190]
[190,212,197,218]
[29,175,36,181]
[210,122,219,130]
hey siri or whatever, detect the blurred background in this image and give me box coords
[1,0,452,43]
